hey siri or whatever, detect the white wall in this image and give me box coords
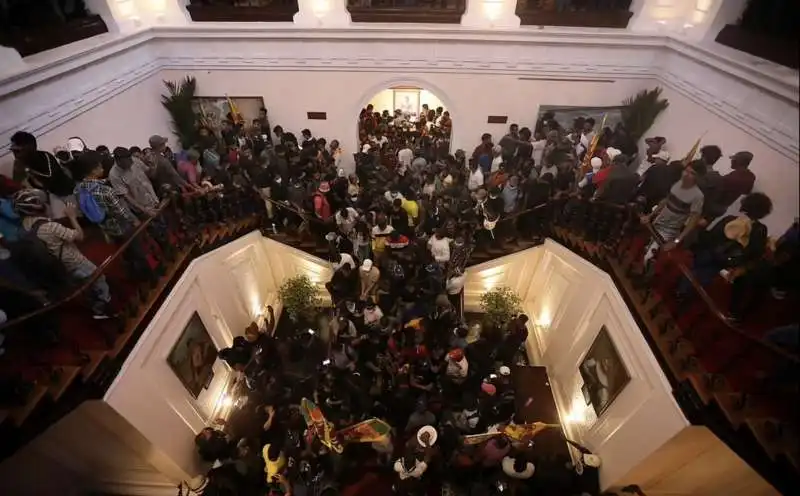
[104,232,332,479]
[469,241,688,490]
[525,241,689,489]
[159,68,646,171]
[0,28,795,227]
[646,86,798,233]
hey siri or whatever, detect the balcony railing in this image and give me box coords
[186,0,300,22]
[516,0,633,28]
[0,1,108,57]
[347,0,467,24]
[715,0,798,69]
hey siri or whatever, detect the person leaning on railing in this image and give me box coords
[675,192,773,306]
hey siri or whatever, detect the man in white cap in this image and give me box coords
[359,258,380,301]
[577,156,604,190]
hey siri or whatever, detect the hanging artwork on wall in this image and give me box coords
[167,312,218,399]
[579,326,630,417]
[191,96,271,139]
[393,89,421,117]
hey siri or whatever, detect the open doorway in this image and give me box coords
[357,86,452,162]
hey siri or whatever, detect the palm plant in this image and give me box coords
[161,76,199,149]
[620,87,669,143]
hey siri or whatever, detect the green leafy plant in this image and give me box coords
[620,87,669,143]
[480,286,522,329]
[161,76,199,149]
[278,275,320,323]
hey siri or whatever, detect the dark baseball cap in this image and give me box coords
[730,151,753,163]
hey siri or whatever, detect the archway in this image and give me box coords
[356,84,454,163]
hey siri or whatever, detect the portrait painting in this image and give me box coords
[191,96,269,137]
[167,312,218,399]
[394,89,421,117]
[579,326,630,417]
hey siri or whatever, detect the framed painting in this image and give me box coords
[394,89,421,117]
[167,312,218,399]
[191,96,270,139]
[579,326,630,417]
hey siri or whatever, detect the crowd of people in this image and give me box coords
[1,100,797,493]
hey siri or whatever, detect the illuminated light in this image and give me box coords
[483,0,505,22]
[311,0,332,16]
[116,0,139,20]
[322,359,331,366]
[308,329,316,335]
[146,0,167,14]
[221,395,233,408]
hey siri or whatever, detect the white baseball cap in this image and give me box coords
[499,366,511,376]
[66,137,86,153]
[417,425,438,447]
[361,259,373,272]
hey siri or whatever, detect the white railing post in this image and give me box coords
[461,0,521,29]
[294,0,351,28]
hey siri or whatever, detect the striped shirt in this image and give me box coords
[21,217,92,272]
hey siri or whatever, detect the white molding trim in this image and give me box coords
[1,26,796,160]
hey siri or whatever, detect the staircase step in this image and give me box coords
[10,384,48,426]
[110,248,192,359]
[744,418,793,460]
[81,350,108,380]
[48,366,81,402]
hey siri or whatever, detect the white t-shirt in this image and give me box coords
[468,169,484,191]
[364,306,384,326]
[398,148,413,168]
[335,208,359,234]
[428,236,451,263]
[502,456,535,479]
[446,357,468,379]
[394,458,428,480]
[446,274,466,295]
[332,253,356,271]
[532,139,547,166]
[491,155,503,173]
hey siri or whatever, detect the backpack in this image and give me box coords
[77,183,106,224]
[10,219,73,296]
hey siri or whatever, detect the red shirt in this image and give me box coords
[593,166,612,188]
[720,168,755,208]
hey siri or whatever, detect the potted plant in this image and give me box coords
[278,275,320,324]
[161,76,199,149]
[620,87,669,143]
[480,286,522,330]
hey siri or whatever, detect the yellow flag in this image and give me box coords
[682,131,707,167]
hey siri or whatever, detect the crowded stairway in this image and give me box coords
[0,99,798,496]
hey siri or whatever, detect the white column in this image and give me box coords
[84,0,142,33]
[461,0,520,29]
[0,46,24,76]
[135,0,191,26]
[294,0,351,28]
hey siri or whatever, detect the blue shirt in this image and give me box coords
[0,199,21,242]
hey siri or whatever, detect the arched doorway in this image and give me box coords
[357,86,453,162]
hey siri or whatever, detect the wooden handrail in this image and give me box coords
[641,221,800,365]
[0,200,171,332]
